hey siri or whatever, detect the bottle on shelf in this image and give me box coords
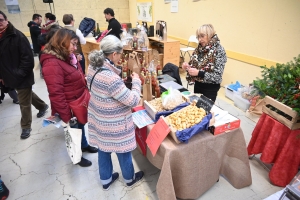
[151,72,157,95]
[139,54,143,65]
[157,61,162,76]
[95,23,101,40]
[155,80,161,98]
[133,33,138,50]
[122,53,125,62]
[122,61,128,79]
[141,61,146,73]
[140,72,145,85]
[96,23,101,35]
[146,72,151,84]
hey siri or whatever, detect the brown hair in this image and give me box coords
[62,14,73,25]
[44,29,78,60]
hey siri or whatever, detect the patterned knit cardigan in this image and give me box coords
[87,60,141,153]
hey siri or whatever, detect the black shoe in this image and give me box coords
[0,93,4,101]
[82,145,98,153]
[13,100,19,104]
[126,171,144,188]
[21,128,31,139]
[76,157,92,167]
[0,175,10,200]
[103,172,119,191]
[37,104,49,118]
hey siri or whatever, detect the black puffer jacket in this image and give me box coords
[27,21,41,53]
[0,22,34,89]
[79,17,95,37]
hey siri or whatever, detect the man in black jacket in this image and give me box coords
[103,8,122,39]
[27,14,42,56]
[0,11,48,139]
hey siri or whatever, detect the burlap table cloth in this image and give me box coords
[146,126,252,200]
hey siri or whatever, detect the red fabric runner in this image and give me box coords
[247,113,300,186]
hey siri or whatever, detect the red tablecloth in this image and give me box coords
[247,113,300,186]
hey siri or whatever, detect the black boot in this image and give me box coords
[82,145,98,153]
[76,157,92,167]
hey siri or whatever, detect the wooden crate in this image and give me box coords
[262,96,300,130]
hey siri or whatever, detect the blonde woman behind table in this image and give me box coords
[182,24,227,102]
[87,35,144,190]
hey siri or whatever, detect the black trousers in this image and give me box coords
[194,81,220,102]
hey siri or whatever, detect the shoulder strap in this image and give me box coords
[89,67,109,91]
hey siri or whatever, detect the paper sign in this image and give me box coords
[146,118,170,156]
[132,110,155,129]
[196,94,214,113]
[137,2,152,22]
[171,0,178,13]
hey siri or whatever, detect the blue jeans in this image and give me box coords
[70,122,88,148]
[98,149,134,185]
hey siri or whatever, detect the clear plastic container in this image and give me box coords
[233,93,250,111]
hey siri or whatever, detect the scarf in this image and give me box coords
[70,53,78,68]
[186,34,220,83]
[0,26,8,39]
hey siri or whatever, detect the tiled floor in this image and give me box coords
[0,61,283,200]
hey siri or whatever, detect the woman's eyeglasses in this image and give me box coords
[0,18,6,22]
[71,42,78,48]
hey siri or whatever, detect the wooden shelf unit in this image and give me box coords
[81,38,100,74]
[148,37,180,67]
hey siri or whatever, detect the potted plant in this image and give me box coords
[253,54,300,129]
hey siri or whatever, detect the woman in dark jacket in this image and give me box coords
[40,29,97,167]
[182,24,227,102]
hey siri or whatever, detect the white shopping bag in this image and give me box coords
[64,125,82,164]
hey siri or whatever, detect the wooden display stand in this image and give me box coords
[81,38,100,74]
[148,37,180,67]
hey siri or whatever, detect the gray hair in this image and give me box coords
[88,50,105,69]
[88,35,122,69]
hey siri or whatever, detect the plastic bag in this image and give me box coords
[228,81,241,91]
[161,87,184,110]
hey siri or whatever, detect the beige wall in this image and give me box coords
[129,0,300,85]
[0,0,130,32]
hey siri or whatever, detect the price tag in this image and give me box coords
[196,94,214,113]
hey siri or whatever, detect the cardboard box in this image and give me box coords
[144,100,158,120]
[132,106,147,156]
[210,105,241,135]
[245,110,261,123]
[210,115,240,135]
